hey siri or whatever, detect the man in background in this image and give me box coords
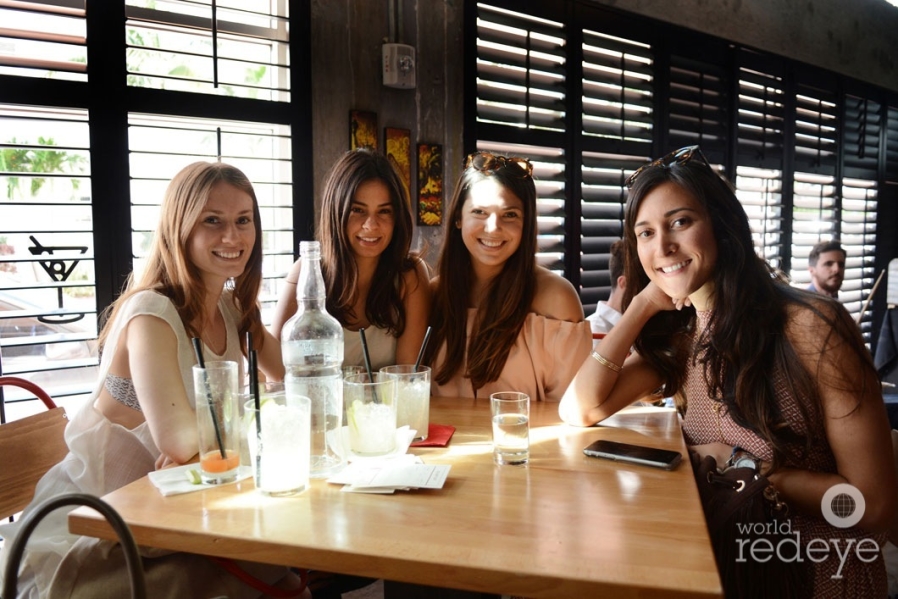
[587,240,625,336]
[807,240,846,299]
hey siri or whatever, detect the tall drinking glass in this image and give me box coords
[245,388,311,496]
[193,360,240,483]
[343,373,397,456]
[380,365,430,441]
[490,391,530,466]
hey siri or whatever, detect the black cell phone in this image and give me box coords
[583,439,682,470]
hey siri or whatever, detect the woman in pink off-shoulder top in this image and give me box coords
[423,151,591,402]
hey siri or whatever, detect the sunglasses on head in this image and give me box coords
[465,151,534,178]
[625,145,712,188]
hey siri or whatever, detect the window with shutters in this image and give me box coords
[887,105,898,184]
[0,0,87,81]
[840,94,880,333]
[473,4,568,281]
[578,29,653,312]
[0,1,307,420]
[475,4,566,132]
[789,80,840,289]
[125,0,290,101]
[467,0,891,344]
[666,51,729,164]
[735,53,786,269]
[0,104,97,416]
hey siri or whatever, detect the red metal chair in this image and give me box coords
[0,376,57,409]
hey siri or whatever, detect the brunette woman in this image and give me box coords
[425,151,592,401]
[560,146,896,595]
[271,149,430,369]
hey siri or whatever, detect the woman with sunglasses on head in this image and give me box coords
[271,149,430,370]
[559,147,896,596]
[423,151,592,402]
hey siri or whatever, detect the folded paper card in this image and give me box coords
[149,464,252,497]
[326,454,450,494]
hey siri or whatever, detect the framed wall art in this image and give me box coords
[417,142,442,226]
[384,127,411,194]
[349,110,377,150]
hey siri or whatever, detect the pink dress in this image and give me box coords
[431,308,592,402]
[681,310,886,597]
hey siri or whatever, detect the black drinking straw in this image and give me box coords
[247,332,261,431]
[359,327,374,381]
[414,326,432,370]
[247,331,262,478]
[192,337,227,459]
[359,328,376,404]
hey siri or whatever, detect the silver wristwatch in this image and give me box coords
[725,446,760,472]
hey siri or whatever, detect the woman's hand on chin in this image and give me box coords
[637,281,688,312]
[672,295,692,310]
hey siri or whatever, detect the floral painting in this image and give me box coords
[417,143,442,226]
[349,110,377,151]
[385,127,411,194]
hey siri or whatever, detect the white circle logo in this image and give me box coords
[821,483,865,529]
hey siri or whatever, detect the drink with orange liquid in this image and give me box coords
[193,360,240,484]
[200,449,240,473]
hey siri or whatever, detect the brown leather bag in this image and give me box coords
[691,453,806,598]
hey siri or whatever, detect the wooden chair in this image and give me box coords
[0,376,58,410]
[0,407,69,521]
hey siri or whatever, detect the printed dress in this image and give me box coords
[681,310,886,598]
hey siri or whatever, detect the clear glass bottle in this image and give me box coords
[281,241,345,478]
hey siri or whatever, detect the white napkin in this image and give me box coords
[329,425,418,462]
[148,464,252,497]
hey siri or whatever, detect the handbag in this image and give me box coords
[691,453,806,599]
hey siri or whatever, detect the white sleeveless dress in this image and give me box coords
[0,290,289,598]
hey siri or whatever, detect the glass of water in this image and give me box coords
[490,391,530,465]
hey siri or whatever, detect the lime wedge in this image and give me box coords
[185,468,202,485]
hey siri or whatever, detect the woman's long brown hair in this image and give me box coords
[425,161,538,392]
[622,161,875,469]
[316,149,417,334]
[99,161,264,356]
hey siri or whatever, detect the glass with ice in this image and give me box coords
[490,391,530,465]
[245,389,311,496]
[343,373,397,456]
[380,365,430,441]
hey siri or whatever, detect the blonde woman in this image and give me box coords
[0,162,306,598]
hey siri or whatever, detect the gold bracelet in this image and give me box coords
[591,351,622,373]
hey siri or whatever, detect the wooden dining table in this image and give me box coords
[68,397,723,598]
